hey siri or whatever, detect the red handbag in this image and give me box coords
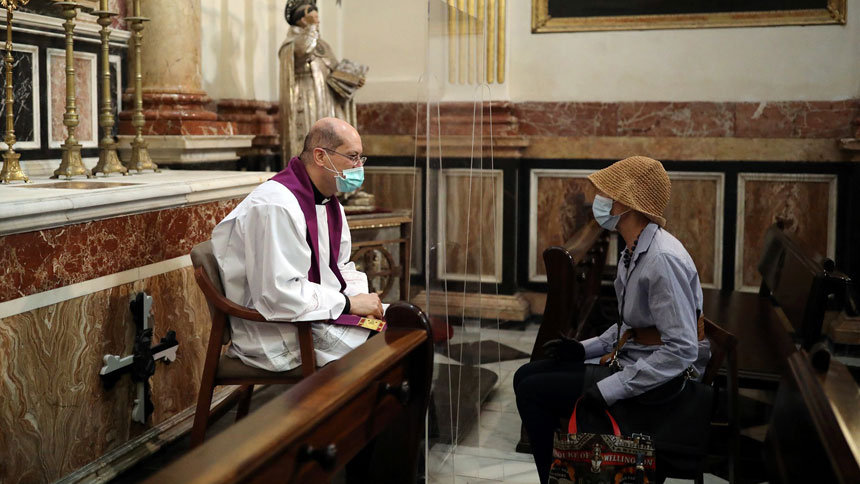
[549,398,657,484]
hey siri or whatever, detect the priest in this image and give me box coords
[211,117,383,372]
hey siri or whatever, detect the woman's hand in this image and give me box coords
[542,334,585,362]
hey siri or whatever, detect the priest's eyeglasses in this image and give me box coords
[321,147,367,167]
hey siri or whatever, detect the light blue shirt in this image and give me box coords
[582,223,709,406]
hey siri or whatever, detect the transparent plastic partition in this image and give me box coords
[413,1,510,482]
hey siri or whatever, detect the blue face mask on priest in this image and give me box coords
[322,151,365,193]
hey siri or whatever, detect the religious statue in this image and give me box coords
[279,0,367,163]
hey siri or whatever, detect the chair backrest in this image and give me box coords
[701,317,737,386]
[757,224,851,348]
[190,240,231,345]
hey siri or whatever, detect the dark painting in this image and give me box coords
[0,49,35,145]
[109,61,119,139]
[535,0,845,32]
[18,0,62,18]
[19,0,98,18]
[549,0,826,18]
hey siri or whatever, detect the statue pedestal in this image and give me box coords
[411,290,531,322]
[217,99,281,170]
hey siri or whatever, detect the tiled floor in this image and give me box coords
[425,321,734,484]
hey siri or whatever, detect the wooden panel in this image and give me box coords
[363,167,422,273]
[438,169,503,282]
[736,174,836,292]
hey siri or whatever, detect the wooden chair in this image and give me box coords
[189,240,319,447]
[698,317,740,484]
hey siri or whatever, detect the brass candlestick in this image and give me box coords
[124,0,157,173]
[52,1,91,179]
[0,0,30,184]
[91,2,126,176]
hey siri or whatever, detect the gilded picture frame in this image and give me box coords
[532,0,847,33]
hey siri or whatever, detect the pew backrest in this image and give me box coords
[757,225,851,348]
[530,220,608,359]
[764,351,860,484]
[143,302,433,484]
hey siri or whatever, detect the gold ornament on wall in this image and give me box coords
[0,0,31,184]
[447,0,505,85]
[0,0,30,8]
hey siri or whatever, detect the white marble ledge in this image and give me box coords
[0,169,270,236]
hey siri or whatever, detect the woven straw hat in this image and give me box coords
[587,156,671,227]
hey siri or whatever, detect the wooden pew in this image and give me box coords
[703,223,852,384]
[764,350,860,484]
[142,302,433,484]
[528,219,609,360]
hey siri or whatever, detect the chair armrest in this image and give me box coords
[195,267,269,322]
[195,266,332,327]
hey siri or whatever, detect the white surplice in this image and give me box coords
[211,180,370,372]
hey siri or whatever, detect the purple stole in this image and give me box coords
[270,158,380,330]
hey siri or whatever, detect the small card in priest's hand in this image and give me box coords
[357,317,386,332]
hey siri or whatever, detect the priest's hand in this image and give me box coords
[349,293,384,318]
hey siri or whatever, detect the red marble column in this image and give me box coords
[117,0,234,138]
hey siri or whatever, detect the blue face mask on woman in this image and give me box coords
[324,153,365,192]
[592,194,628,231]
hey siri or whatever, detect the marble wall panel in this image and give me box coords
[439,170,503,282]
[736,174,836,292]
[528,170,595,282]
[617,102,735,137]
[735,100,859,139]
[357,100,858,140]
[356,102,422,136]
[362,167,423,272]
[515,102,617,137]
[109,0,129,30]
[0,45,39,149]
[0,199,241,303]
[662,174,723,288]
[0,283,136,484]
[147,266,211,424]
[0,265,211,484]
[48,51,97,148]
[529,170,723,287]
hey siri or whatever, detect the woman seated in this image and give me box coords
[514,156,711,484]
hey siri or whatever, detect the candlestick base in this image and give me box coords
[92,141,128,176]
[125,137,159,173]
[0,150,29,183]
[52,141,91,179]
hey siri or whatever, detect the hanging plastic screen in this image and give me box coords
[411,1,515,482]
